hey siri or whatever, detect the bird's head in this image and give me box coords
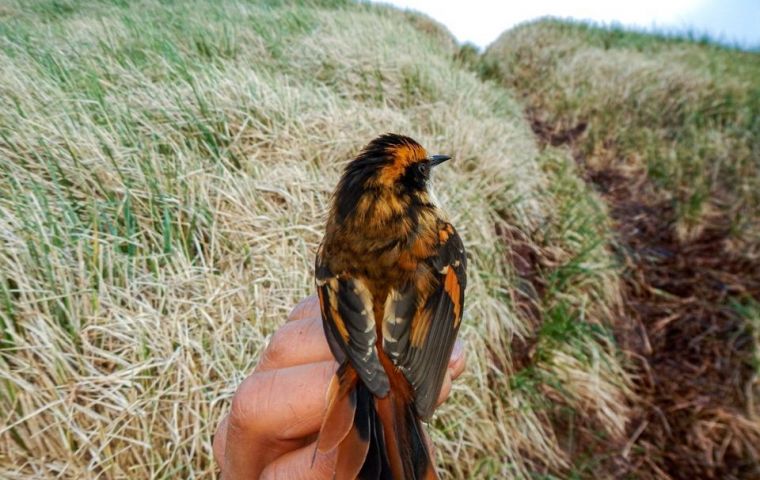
[333,133,450,222]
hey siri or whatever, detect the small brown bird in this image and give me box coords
[315,134,467,479]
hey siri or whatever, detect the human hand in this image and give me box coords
[212,295,466,479]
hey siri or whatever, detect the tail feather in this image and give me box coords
[317,363,438,480]
[374,395,405,478]
[317,364,358,453]
[376,393,437,480]
[359,392,392,480]
[334,388,372,480]
[408,407,438,480]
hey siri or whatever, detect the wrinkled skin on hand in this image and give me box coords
[213,296,466,479]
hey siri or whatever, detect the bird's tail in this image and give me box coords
[316,363,438,480]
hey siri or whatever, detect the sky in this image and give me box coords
[377,0,760,50]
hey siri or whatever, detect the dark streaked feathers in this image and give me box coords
[316,253,390,397]
[382,225,467,419]
[316,133,466,479]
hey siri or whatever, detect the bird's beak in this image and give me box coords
[428,154,451,167]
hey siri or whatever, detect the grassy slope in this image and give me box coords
[485,19,760,247]
[485,19,760,478]
[0,2,630,479]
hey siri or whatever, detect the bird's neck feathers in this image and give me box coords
[329,179,440,248]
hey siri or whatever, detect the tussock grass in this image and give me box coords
[485,19,760,248]
[486,19,760,478]
[0,2,632,478]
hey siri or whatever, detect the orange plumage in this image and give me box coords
[315,134,467,480]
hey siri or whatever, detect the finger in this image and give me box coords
[288,296,321,322]
[213,415,229,467]
[260,442,337,480]
[436,369,453,407]
[423,429,436,459]
[435,340,466,407]
[223,361,337,478]
[256,315,334,372]
[448,338,466,380]
[229,361,337,441]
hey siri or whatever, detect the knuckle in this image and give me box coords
[261,326,293,367]
[228,373,275,433]
[288,296,319,322]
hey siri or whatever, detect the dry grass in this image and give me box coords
[485,19,760,479]
[485,19,760,250]
[0,2,632,479]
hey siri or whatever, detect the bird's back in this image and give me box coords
[315,134,467,479]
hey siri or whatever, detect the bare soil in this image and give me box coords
[528,118,760,479]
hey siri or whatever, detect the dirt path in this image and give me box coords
[531,119,760,479]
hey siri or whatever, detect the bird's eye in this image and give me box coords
[417,163,429,176]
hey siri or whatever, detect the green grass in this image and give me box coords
[733,298,760,375]
[0,3,634,479]
[16,3,760,479]
[485,18,760,478]
[485,18,760,247]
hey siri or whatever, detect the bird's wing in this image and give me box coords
[382,223,467,419]
[316,245,390,396]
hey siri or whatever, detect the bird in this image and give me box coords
[314,133,467,479]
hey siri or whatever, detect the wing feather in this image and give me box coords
[382,224,467,419]
[316,247,390,397]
